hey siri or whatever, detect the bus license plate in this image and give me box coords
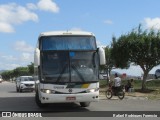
[66,97,76,101]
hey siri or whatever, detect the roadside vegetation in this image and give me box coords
[110,25,160,91]
[0,62,34,81]
[100,79,160,100]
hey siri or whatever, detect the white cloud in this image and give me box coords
[144,17,160,30]
[13,41,34,53]
[0,22,14,33]
[26,3,37,10]
[37,0,59,13]
[104,20,113,25]
[0,62,20,70]
[0,3,38,33]
[1,55,17,61]
[0,3,38,24]
[0,1,60,33]
[0,52,34,70]
[21,53,33,62]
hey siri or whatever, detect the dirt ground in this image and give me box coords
[100,88,160,100]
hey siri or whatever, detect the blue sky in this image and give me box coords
[0,0,160,75]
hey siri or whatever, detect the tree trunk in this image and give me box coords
[106,69,109,84]
[141,71,148,91]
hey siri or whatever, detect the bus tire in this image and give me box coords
[80,102,90,107]
[16,87,19,92]
[35,91,46,108]
[19,88,22,93]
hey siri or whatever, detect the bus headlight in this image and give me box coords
[89,89,95,93]
[46,90,51,94]
[86,88,99,93]
[40,89,55,94]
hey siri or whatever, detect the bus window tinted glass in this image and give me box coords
[41,36,96,50]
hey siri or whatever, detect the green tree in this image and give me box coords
[111,25,160,91]
[28,62,34,75]
[1,66,30,80]
[105,46,114,83]
[14,67,29,76]
[1,70,14,80]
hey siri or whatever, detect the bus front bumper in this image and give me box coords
[39,92,99,103]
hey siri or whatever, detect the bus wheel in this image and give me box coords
[16,87,19,92]
[80,102,90,107]
[35,91,46,108]
[19,88,22,93]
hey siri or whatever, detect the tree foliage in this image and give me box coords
[105,46,114,82]
[27,62,34,75]
[99,46,114,83]
[1,62,34,80]
[111,25,160,90]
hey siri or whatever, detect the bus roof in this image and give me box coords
[39,31,95,37]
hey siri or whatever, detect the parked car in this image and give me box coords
[16,76,35,92]
[0,78,2,83]
[155,69,160,79]
[0,75,3,83]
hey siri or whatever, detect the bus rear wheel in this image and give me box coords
[80,102,90,107]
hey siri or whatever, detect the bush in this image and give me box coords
[100,79,160,89]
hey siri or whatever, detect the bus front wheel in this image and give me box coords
[80,102,90,107]
[35,91,47,108]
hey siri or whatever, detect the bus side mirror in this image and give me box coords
[34,48,40,66]
[98,47,106,65]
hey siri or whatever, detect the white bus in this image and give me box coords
[34,31,105,108]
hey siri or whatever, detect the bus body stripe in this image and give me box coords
[66,84,90,88]
[81,84,89,88]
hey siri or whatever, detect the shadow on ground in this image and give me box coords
[0,96,89,112]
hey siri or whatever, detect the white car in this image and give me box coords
[155,69,160,79]
[0,75,2,83]
[16,76,35,92]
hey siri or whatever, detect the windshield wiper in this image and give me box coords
[71,65,85,82]
[56,64,68,83]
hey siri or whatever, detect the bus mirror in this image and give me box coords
[34,48,40,66]
[98,47,106,65]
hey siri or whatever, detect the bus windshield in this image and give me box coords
[40,36,96,50]
[41,51,99,83]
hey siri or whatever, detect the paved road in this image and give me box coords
[0,81,160,118]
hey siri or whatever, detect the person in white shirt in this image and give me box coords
[114,73,121,87]
[112,73,121,92]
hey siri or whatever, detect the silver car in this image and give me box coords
[16,76,35,92]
